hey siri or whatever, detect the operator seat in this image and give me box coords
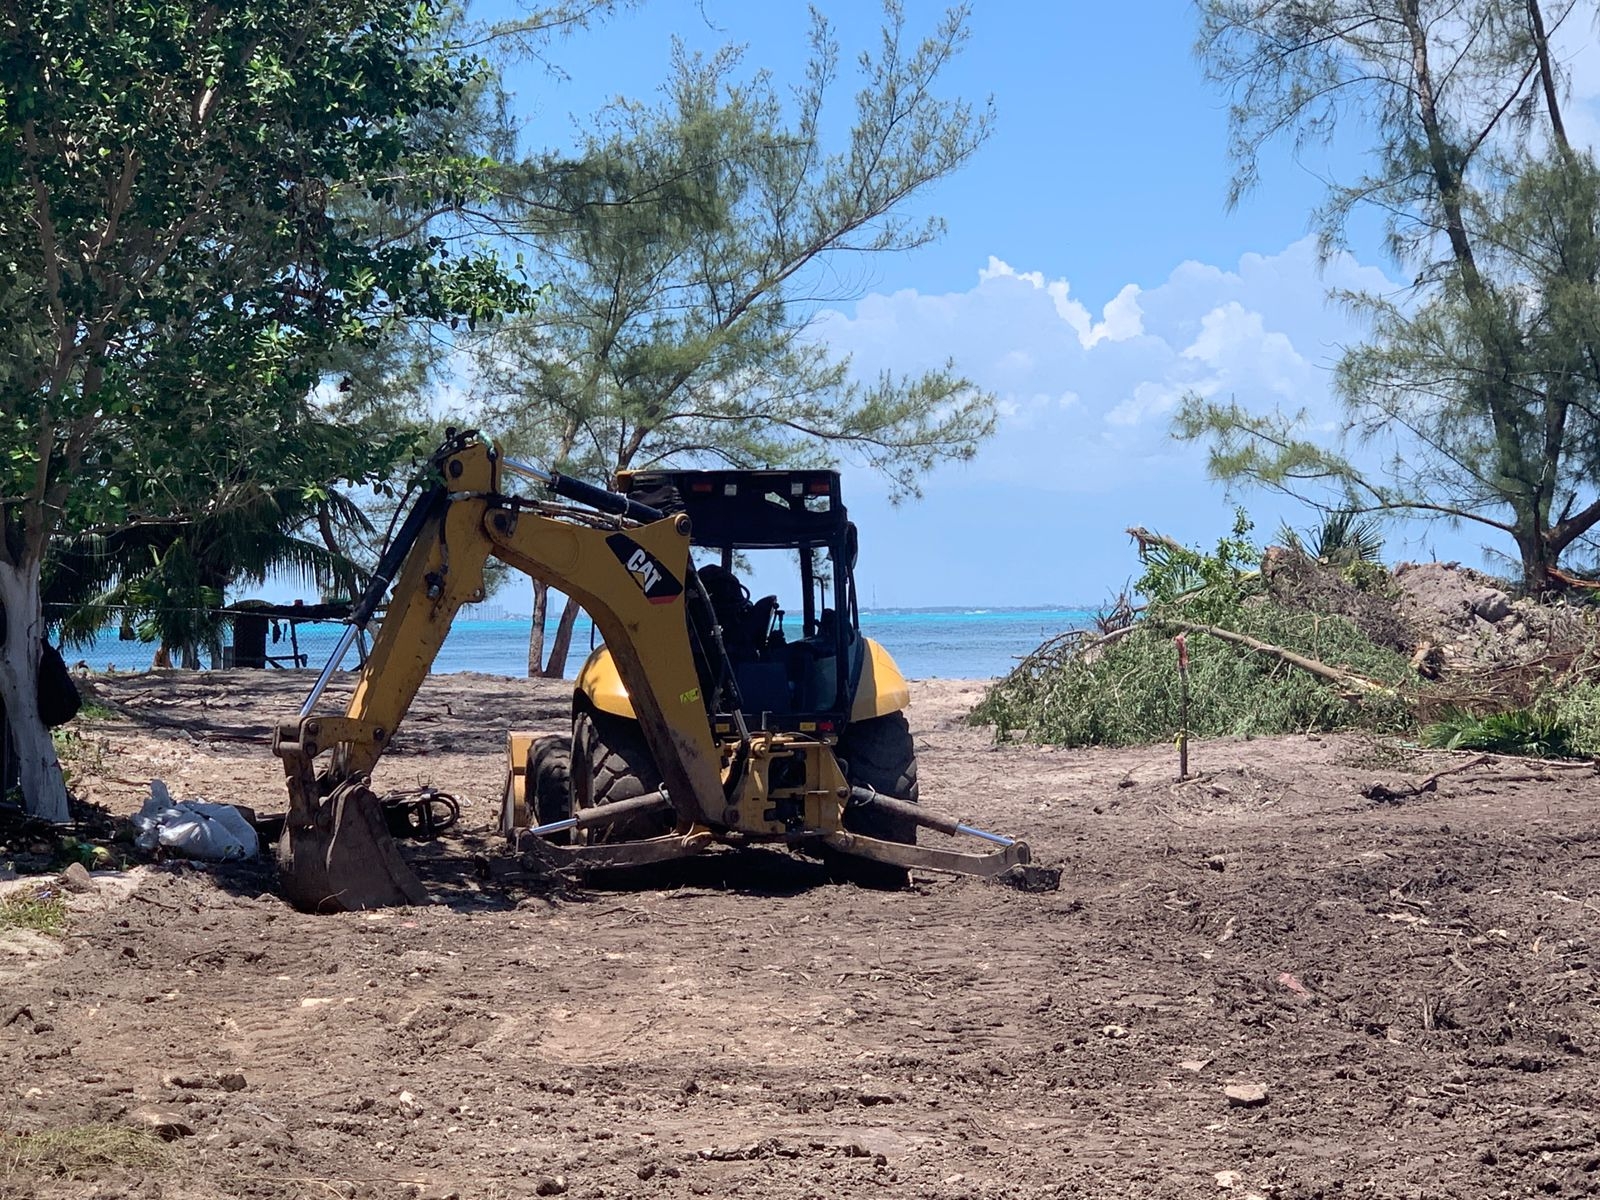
[696,565,781,661]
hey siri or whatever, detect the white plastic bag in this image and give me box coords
[133,780,260,862]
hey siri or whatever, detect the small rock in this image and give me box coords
[1276,972,1312,1001]
[636,1163,658,1181]
[1205,855,1225,873]
[216,1071,247,1092]
[996,863,1063,892]
[59,862,95,893]
[1179,1058,1211,1073]
[1215,1169,1244,1189]
[1099,1024,1128,1039]
[1224,1082,1269,1108]
[533,1176,567,1196]
[1469,588,1512,623]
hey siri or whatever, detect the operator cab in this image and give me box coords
[618,468,863,732]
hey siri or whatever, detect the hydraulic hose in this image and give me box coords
[299,485,449,717]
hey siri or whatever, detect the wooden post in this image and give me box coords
[1175,633,1190,782]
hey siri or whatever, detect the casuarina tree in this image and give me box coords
[1178,0,1600,590]
[477,2,997,675]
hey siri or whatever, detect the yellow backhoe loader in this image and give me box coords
[272,432,1046,912]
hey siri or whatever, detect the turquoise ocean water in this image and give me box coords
[71,607,1094,681]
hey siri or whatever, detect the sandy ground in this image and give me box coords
[3,668,1600,1199]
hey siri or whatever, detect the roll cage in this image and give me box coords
[619,468,862,720]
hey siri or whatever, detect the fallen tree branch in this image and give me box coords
[1126,526,1188,558]
[1403,747,1598,769]
[1364,754,1491,803]
[1159,619,1396,695]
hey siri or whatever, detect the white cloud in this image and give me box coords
[1106,379,1185,428]
[814,236,1395,495]
[976,256,1145,349]
[1556,17,1600,153]
[1181,302,1310,401]
[1092,283,1144,346]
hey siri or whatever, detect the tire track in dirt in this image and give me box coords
[4,671,1599,1198]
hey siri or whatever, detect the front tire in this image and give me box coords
[504,735,573,844]
[572,707,673,842]
[832,711,919,888]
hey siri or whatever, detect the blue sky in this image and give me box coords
[440,0,1600,610]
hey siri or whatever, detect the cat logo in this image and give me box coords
[605,534,683,604]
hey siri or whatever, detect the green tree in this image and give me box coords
[45,414,423,665]
[478,2,997,675]
[0,0,524,819]
[1178,0,1600,590]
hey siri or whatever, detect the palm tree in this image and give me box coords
[44,411,407,665]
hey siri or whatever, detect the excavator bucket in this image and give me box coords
[276,782,429,912]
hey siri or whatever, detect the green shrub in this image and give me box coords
[1550,682,1600,755]
[1420,708,1583,758]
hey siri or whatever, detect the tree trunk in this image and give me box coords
[1518,527,1556,593]
[540,597,581,679]
[527,578,549,678]
[0,559,71,822]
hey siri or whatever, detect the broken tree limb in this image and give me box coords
[1408,640,1437,678]
[1126,526,1188,558]
[1160,619,1396,695]
[1404,747,1598,770]
[1364,754,1492,803]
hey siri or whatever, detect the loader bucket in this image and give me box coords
[276,782,430,912]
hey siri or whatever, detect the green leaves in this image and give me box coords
[2,0,524,646]
[1188,1,1600,588]
[1132,509,1260,618]
[478,1,994,495]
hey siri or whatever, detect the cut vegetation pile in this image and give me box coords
[975,517,1600,753]
[976,599,1415,747]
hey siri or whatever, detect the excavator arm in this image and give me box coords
[272,433,727,911]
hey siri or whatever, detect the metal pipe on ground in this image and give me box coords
[526,789,672,839]
[848,787,1015,846]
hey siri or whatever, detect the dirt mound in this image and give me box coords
[1393,561,1595,674]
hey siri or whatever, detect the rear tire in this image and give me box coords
[831,711,918,889]
[572,707,673,842]
[532,735,573,840]
[504,735,573,844]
